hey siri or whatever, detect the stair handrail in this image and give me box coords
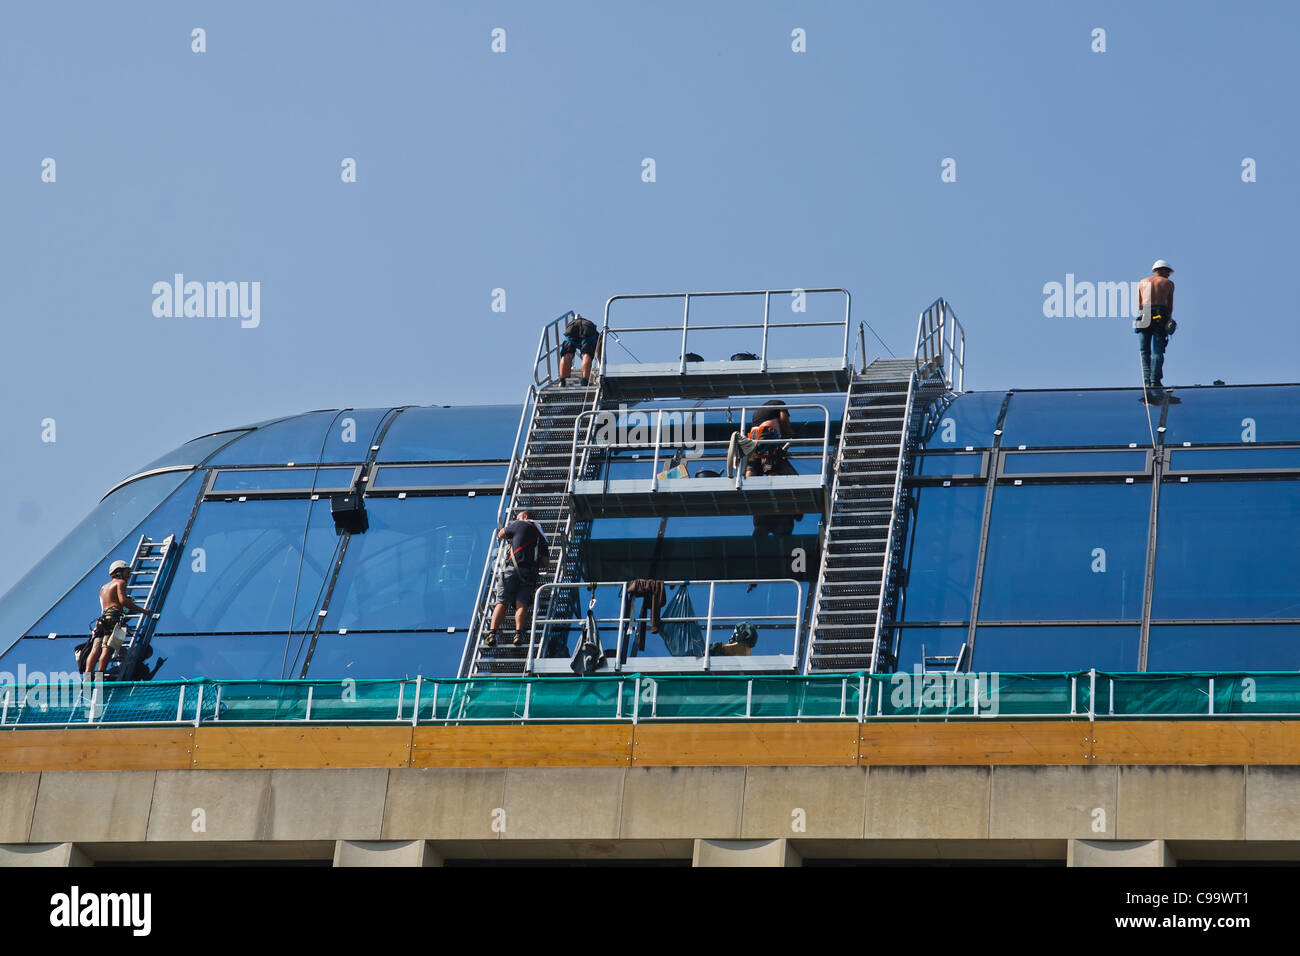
[914,298,965,392]
[460,383,539,676]
[534,310,579,388]
[867,369,920,674]
[802,378,861,674]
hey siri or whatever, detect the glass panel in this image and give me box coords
[1002,450,1147,474]
[896,485,984,622]
[919,392,1006,449]
[154,499,340,634]
[1152,479,1300,619]
[1169,447,1300,472]
[147,634,301,681]
[973,626,1140,671]
[210,467,356,493]
[27,471,208,637]
[370,464,509,489]
[305,632,468,680]
[1163,385,1300,446]
[914,453,983,477]
[979,483,1149,621]
[376,406,523,463]
[133,430,250,475]
[325,496,499,631]
[208,409,390,466]
[1147,624,1300,671]
[0,636,86,681]
[1000,390,1153,448]
[0,472,190,656]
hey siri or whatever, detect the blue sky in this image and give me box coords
[1,0,1296,596]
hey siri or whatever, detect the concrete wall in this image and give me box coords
[3,764,1300,865]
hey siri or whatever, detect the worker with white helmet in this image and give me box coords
[81,558,150,677]
[1134,259,1176,397]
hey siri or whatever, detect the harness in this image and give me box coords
[506,523,546,580]
[747,419,784,460]
[564,314,598,350]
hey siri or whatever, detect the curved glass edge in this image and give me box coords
[0,471,193,659]
[129,429,251,480]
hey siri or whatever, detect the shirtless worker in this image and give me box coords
[82,560,148,676]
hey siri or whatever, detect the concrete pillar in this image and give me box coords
[333,839,443,867]
[0,843,91,867]
[1067,839,1175,867]
[692,838,802,867]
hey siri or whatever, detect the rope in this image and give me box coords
[1138,343,1157,450]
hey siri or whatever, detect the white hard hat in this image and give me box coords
[109,560,130,574]
[1152,259,1173,273]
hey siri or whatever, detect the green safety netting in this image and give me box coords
[5,671,1300,728]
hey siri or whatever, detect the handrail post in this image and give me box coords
[760,291,770,372]
[304,685,313,722]
[841,289,852,369]
[616,582,629,670]
[632,676,640,724]
[678,294,691,375]
[412,676,422,727]
[650,410,664,490]
[1,688,8,726]
[194,684,204,728]
[1088,668,1096,721]
[821,405,830,485]
[175,684,185,723]
[525,585,544,673]
[859,675,866,721]
[746,679,753,718]
[430,681,439,724]
[703,581,716,671]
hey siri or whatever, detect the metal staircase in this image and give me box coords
[465,382,602,676]
[805,299,964,674]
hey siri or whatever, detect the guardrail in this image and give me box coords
[4,671,1299,728]
[915,298,965,392]
[524,578,805,674]
[534,311,584,387]
[567,403,831,493]
[599,288,852,376]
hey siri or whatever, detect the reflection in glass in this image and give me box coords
[897,485,984,622]
[1147,624,1300,671]
[155,499,340,635]
[1152,480,1300,619]
[326,497,499,631]
[979,483,1149,621]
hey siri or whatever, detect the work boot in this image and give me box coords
[483,630,499,647]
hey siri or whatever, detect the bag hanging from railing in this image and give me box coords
[660,586,704,658]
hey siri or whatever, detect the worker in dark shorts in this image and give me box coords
[83,560,148,676]
[1135,259,1176,397]
[485,510,550,646]
[557,311,600,386]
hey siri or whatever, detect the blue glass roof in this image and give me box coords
[1,382,1298,684]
